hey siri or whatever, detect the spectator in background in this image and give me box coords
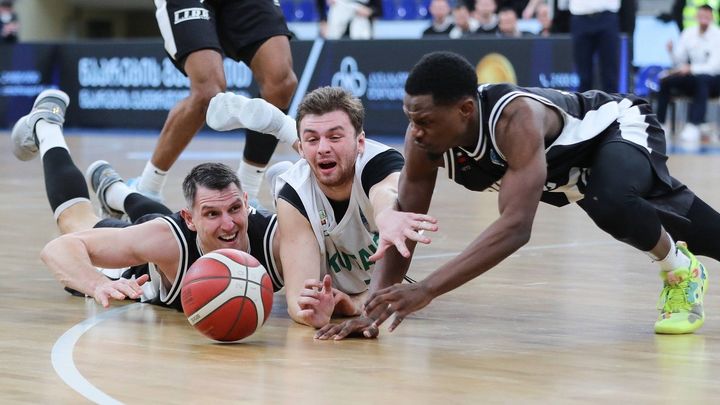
[473,0,499,35]
[496,7,532,37]
[655,4,720,151]
[423,0,454,37]
[325,0,383,39]
[569,0,620,92]
[658,0,719,32]
[449,4,480,38]
[535,2,553,36]
[0,0,18,43]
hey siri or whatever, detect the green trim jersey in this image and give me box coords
[276,139,399,294]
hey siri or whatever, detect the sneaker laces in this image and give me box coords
[657,278,691,313]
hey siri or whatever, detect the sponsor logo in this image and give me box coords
[174,7,210,24]
[331,56,408,100]
[332,57,367,97]
[319,209,329,235]
[489,149,505,167]
[476,53,516,85]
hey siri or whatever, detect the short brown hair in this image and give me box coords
[182,162,241,208]
[296,86,365,137]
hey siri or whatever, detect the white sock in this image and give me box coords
[206,92,297,144]
[653,236,691,271]
[238,160,265,201]
[36,120,68,158]
[105,181,134,212]
[138,161,167,195]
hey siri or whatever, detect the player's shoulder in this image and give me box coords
[248,206,276,229]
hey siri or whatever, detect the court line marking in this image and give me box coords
[50,240,617,402]
[51,303,140,405]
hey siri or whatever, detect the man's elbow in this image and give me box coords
[506,220,532,248]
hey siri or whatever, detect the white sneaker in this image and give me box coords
[11,89,70,161]
[677,123,701,153]
[86,160,125,219]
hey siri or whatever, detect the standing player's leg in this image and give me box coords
[133,0,225,201]
[134,49,226,201]
[240,34,297,202]
[577,140,707,334]
[11,90,100,235]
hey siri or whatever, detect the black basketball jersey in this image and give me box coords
[122,207,281,311]
[444,83,675,207]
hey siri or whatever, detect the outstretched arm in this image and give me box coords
[277,199,336,328]
[364,97,553,332]
[41,219,178,307]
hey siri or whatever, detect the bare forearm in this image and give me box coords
[423,219,530,299]
[41,237,106,296]
[370,186,398,224]
[369,247,413,292]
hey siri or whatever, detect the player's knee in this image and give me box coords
[583,193,634,237]
[260,70,297,108]
[189,85,222,109]
[188,74,225,107]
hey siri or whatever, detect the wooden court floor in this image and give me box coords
[2,131,720,404]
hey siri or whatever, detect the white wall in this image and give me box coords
[15,0,76,41]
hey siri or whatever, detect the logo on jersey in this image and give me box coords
[174,7,210,24]
[331,57,367,97]
[489,149,506,167]
[319,209,329,236]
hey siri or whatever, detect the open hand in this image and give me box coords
[297,274,335,328]
[94,274,149,308]
[364,282,434,332]
[369,208,438,261]
[314,316,379,340]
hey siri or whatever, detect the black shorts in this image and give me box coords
[155,0,292,74]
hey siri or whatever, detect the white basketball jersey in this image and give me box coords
[277,139,391,294]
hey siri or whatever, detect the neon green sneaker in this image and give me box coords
[655,242,708,334]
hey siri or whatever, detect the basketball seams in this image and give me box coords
[223,268,252,341]
[181,249,272,341]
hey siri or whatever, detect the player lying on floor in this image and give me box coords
[11,90,283,310]
[206,86,438,328]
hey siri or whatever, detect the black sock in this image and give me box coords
[123,193,172,222]
[242,107,286,165]
[42,148,89,214]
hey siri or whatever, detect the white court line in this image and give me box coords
[52,303,140,405]
[415,240,618,260]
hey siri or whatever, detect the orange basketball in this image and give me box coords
[180,249,273,342]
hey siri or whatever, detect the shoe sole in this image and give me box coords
[85,160,111,192]
[34,89,70,109]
